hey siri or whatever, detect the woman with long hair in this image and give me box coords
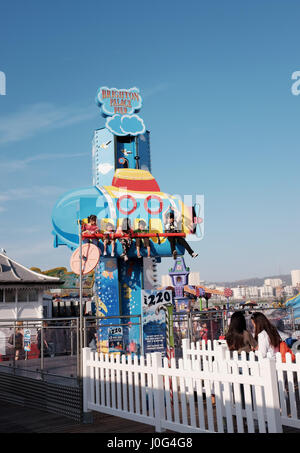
[251,312,281,358]
[225,311,257,353]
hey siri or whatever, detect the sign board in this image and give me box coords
[142,289,172,357]
[23,329,31,352]
[96,86,146,137]
[108,326,124,353]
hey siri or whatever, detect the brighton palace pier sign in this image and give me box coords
[96,86,146,136]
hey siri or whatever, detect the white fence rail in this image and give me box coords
[83,346,289,433]
[182,338,300,430]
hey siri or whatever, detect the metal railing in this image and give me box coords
[0,307,296,381]
[0,315,143,384]
[173,307,296,357]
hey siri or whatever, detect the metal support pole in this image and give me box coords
[12,322,16,374]
[83,317,87,348]
[199,297,202,311]
[41,323,44,380]
[134,136,140,169]
[71,321,74,356]
[78,219,83,379]
[222,311,225,336]
[79,220,83,351]
[187,312,192,342]
[76,318,80,380]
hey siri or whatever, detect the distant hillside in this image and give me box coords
[209,274,292,288]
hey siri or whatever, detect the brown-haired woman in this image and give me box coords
[251,312,281,358]
[226,311,257,353]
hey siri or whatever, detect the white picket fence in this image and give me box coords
[182,338,300,430]
[82,345,291,433]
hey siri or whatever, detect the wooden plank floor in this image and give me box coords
[0,400,156,433]
[0,399,298,433]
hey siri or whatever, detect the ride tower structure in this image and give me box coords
[52,86,201,353]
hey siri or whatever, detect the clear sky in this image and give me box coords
[0,0,300,282]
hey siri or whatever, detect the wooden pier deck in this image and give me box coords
[0,400,156,433]
[0,399,299,433]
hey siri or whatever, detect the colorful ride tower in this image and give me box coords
[52,86,201,353]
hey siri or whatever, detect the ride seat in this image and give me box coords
[149,218,163,233]
[100,218,116,231]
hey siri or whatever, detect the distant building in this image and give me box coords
[260,285,274,299]
[291,270,300,288]
[232,286,248,300]
[232,284,275,300]
[264,278,283,287]
[0,251,63,319]
[248,286,260,298]
[283,286,295,298]
[188,272,200,286]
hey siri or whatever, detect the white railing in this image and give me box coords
[182,338,300,430]
[276,352,300,429]
[182,339,227,370]
[82,347,284,433]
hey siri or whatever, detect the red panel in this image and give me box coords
[112,176,160,192]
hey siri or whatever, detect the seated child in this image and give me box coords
[82,215,100,246]
[163,206,198,260]
[103,222,116,257]
[134,220,151,258]
[116,218,133,261]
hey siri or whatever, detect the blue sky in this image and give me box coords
[0,0,300,282]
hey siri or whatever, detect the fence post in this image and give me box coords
[151,352,166,432]
[261,358,282,433]
[40,322,44,380]
[82,347,91,414]
[215,342,226,361]
[182,338,190,369]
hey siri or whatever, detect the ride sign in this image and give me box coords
[108,326,124,353]
[95,86,146,137]
[142,289,172,357]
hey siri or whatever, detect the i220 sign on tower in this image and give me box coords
[142,290,172,357]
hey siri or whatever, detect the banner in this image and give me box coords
[108,326,124,353]
[142,289,172,357]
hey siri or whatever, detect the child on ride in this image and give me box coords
[82,215,100,246]
[103,222,116,257]
[134,220,151,258]
[117,218,133,261]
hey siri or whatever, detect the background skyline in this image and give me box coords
[0,0,300,281]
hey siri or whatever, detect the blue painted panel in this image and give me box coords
[92,128,115,187]
[119,259,143,354]
[52,186,102,250]
[137,131,151,172]
[95,258,120,353]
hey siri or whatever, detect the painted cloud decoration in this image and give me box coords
[97,163,114,175]
[106,114,146,136]
[105,114,127,136]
